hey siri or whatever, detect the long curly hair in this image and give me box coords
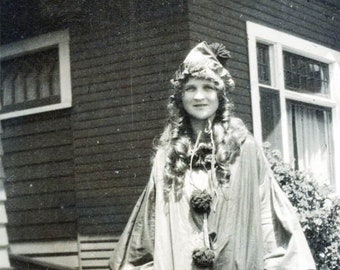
[156,71,248,199]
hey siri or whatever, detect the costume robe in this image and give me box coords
[109,125,315,270]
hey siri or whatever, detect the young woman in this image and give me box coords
[109,42,315,270]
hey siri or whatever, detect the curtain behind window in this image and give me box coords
[287,101,333,184]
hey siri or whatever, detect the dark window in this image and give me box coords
[1,48,60,113]
[260,87,282,152]
[283,51,329,95]
[256,43,271,85]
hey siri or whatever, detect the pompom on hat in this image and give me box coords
[171,41,235,92]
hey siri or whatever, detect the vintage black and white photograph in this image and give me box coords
[0,1,339,269]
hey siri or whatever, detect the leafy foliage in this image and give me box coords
[263,143,340,270]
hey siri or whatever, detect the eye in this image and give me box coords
[184,85,196,92]
[203,84,216,91]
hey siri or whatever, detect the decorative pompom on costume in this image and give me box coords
[208,42,231,65]
[192,248,215,268]
[190,189,212,214]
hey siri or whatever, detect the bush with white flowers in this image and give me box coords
[263,143,340,270]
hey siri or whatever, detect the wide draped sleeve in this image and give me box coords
[108,149,165,270]
[254,138,316,270]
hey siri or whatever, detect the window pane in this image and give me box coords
[283,51,329,96]
[260,88,282,152]
[0,48,60,112]
[257,43,271,85]
[287,101,334,184]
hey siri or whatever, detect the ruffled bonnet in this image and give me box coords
[171,41,235,92]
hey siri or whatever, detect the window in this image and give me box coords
[247,22,340,191]
[283,51,329,95]
[0,30,72,119]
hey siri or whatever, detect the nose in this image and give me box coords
[193,88,205,100]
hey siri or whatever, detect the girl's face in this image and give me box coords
[182,77,219,122]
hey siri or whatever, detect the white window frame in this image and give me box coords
[0,30,72,120]
[247,21,340,193]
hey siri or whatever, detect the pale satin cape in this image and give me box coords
[109,126,315,270]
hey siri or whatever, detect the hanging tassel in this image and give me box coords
[191,121,215,268]
[191,201,215,268]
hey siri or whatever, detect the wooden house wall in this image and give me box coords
[0,123,10,268]
[1,0,189,247]
[70,1,189,236]
[2,110,76,242]
[187,0,339,131]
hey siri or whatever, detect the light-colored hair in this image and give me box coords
[156,71,248,199]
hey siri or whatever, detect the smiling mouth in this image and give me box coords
[193,104,207,107]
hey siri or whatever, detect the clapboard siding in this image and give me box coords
[73,111,163,134]
[77,194,141,210]
[7,208,75,225]
[71,5,189,236]
[5,192,75,212]
[71,63,180,89]
[78,235,118,269]
[75,158,154,175]
[74,119,164,142]
[4,146,73,168]
[75,171,151,186]
[75,177,149,190]
[75,89,167,113]
[74,106,166,125]
[74,128,160,149]
[75,148,152,165]
[2,111,76,241]
[2,131,73,153]
[74,98,167,120]
[5,176,75,197]
[77,204,136,217]
[73,72,178,97]
[74,140,153,158]
[5,161,73,181]
[72,49,186,80]
[71,23,188,61]
[77,186,145,201]
[75,144,152,161]
[72,59,182,87]
[74,81,171,103]
[7,222,76,241]
[0,123,11,267]
[80,224,128,236]
[239,0,337,44]
[1,117,71,139]
[70,21,189,88]
[215,0,338,49]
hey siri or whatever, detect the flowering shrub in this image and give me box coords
[263,143,340,270]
